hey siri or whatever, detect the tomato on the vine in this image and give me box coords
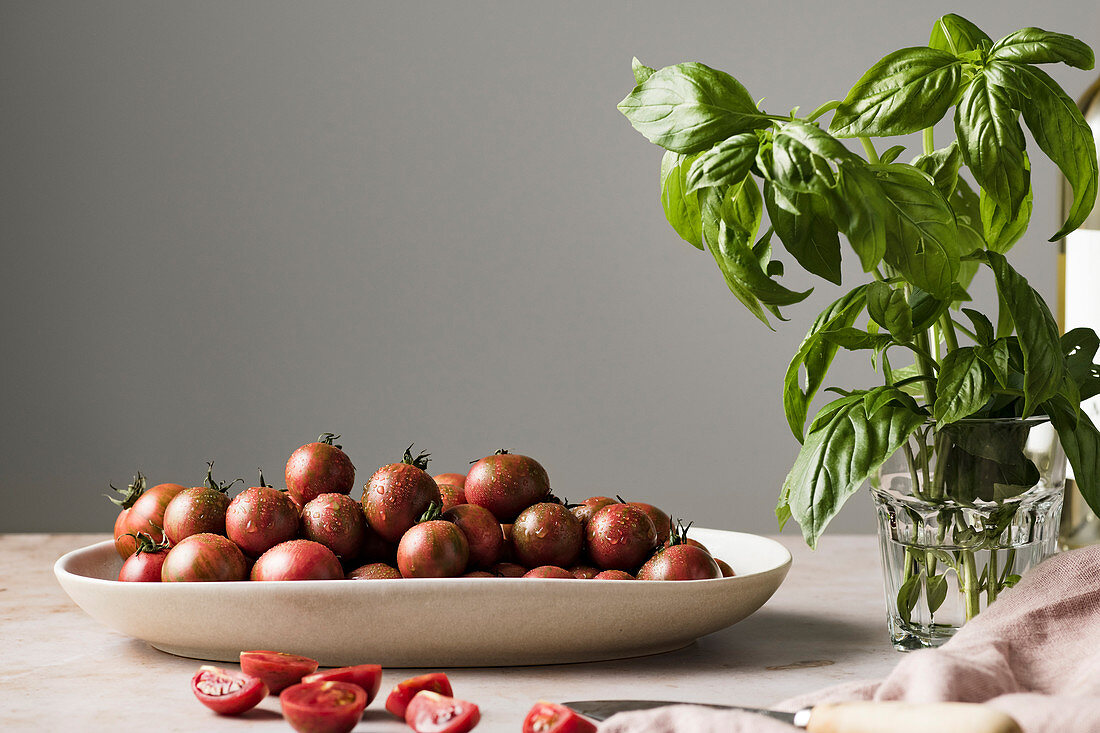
[190,665,267,715]
[523,701,597,733]
[280,680,367,733]
[405,691,480,733]
[240,650,319,695]
[385,672,452,718]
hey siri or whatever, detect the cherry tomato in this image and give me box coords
[190,665,268,715]
[117,532,170,582]
[586,504,656,571]
[442,504,503,569]
[405,691,480,733]
[716,558,736,577]
[106,472,147,559]
[347,562,402,579]
[302,664,382,705]
[621,499,671,547]
[385,672,452,718]
[512,503,583,568]
[128,481,187,540]
[226,474,301,557]
[593,570,634,580]
[437,483,467,511]
[523,566,574,578]
[523,701,597,733]
[285,433,357,507]
[251,540,344,581]
[489,562,526,577]
[301,493,371,563]
[363,445,441,543]
[637,544,720,580]
[240,651,319,695]
[464,451,550,521]
[569,565,600,579]
[280,680,367,733]
[396,513,469,578]
[161,533,248,582]
[568,496,616,528]
[162,463,237,543]
[432,472,467,488]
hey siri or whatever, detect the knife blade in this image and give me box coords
[562,700,1023,733]
[562,700,808,727]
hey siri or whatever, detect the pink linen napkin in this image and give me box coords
[599,546,1100,733]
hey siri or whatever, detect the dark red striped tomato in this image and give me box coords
[161,533,248,582]
[226,484,300,557]
[251,540,343,581]
[285,433,356,507]
[240,651,319,695]
[280,680,366,733]
[191,665,267,715]
[302,664,382,705]
[385,673,452,718]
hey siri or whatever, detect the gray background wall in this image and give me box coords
[2,1,1097,537]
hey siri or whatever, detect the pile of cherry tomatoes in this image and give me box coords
[192,650,594,733]
[108,433,735,582]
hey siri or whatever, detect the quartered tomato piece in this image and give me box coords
[523,701,597,733]
[190,665,267,715]
[240,650,319,694]
[280,680,367,733]
[385,672,453,718]
[302,664,382,705]
[405,691,480,733]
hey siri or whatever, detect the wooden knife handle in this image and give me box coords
[806,701,1022,733]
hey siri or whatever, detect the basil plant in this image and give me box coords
[618,14,1100,548]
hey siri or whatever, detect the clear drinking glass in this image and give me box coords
[870,418,1065,650]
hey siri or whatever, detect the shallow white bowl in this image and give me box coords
[55,528,790,667]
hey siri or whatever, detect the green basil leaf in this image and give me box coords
[897,573,922,625]
[929,14,992,56]
[926,573,949,614]
[764,183,843,285]
[933,346,993,424]
[979,161,1033,254]
[950,177,987,271]
[1063,328,1100,401]
[660,151,704,249]
[879,145,906,165]
[819,327,895,352]
[911,142,962,198]
[1048,401,1100,518]
[768,121,852,195]
[632,57,656,84]
[991,28,1095,70]
[954,74,1029,219]
[685,134,758,193]
[835,164,889,273]
[864,385,922,420]
[783,286,870,441]
[875,164,961,300]
[713,182,812,308]
[987,61,1098,240]
[618,62,771,154]
[829,47,963,138]
[867,281,914,342]
[909,287,951,331]
[962,308,995,346]
[986,251,1065,415]
[977,339,1011,388]
[783,394,925,548]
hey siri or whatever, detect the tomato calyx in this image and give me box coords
[667,518,693,547]
[257,467,272,488]
[417,501,443,523]
[201,461,244,495]
[317,432,343,448]
[105,471,147,508]
[402,444,432,470]
[128,530,170,554]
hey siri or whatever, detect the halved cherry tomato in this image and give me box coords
[280,680,367,733]
[190,665,268,715]
[385,672,453,718]
[405,691,480,733]
[240,650,319,695]
[301,664,382,705]
[523,701,597,733]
